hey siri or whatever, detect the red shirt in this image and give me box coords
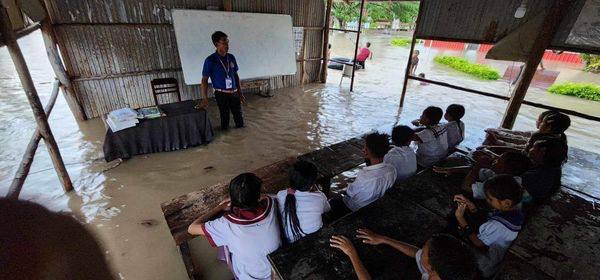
[357,47,371,62]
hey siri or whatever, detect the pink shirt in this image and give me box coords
[357,47,371,62]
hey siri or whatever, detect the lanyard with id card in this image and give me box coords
[218,55,234,89]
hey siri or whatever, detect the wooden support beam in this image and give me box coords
[399,0,423,107]
[349,0,366,92]
[0,7,73,193]
[300,31,308,85]
[501,0,575,129]
[0,22,40,47]
[7,80,60,199]
[40,19,86,121]
[179,241,200,280]
[320,0,333,83]
[222,0,232,11]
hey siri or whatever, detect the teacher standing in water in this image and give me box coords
[199,31,245,130]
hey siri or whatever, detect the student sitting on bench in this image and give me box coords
[276,161,331,243]
[330,232,476,280]
[443,104,466,150]
[412,106,449,167]
[453,175,524,277]
[188,173,281,280]
[521,137,568,203]
[328,133,396,218]
[384,125,417,184]
[483,110,555,147]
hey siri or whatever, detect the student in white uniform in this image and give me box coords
[412,106,449,167]
[328,133,397,219]
[384,125,417,183]
[453,175,525,277]
[188,173,281,280]
[330,231,476,280]
[443,104,465,150]
[276,161,330,243]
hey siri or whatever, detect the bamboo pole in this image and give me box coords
[349,0,366,92]
[300,31,307,85]
[399,0,424,107]
[501,0,575,129]
[8,80,60,199]
[320,0,333,83]
[40,19,86,121]
[0,7,73,193]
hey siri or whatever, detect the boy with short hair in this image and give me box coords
[444,104,466,149]
[384,125,417,183]
[330,231,476,280]
[412,106,449,167]
[328,133,396,218]
[188,173,281,280]
[453,175,524,277]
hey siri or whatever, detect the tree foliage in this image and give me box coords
[331,2,360,28]
[331,1,419,26]
[580,53,600,73]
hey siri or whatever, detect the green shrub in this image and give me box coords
[390,38,421,47]
[434,56,500,80]
[580,53,600,73]
[547,82,600,101]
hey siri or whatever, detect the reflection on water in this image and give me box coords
[0,31,599,279]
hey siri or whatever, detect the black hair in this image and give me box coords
[418,73,425,78]
[365,132,390,158]
[284,161,319,241]
[539,110,557,121]
[428,233,477,280]
[544,112,571,134]
[366,42,371,47]
[211,31,228,45]
[229,173,262,209]
[500,151,531,175]
[391,125,414,146]
[484,174,523,205]
[446,104,465,121]
[328,43,332,49]
[535,137,569,167]
[423,106,443,125]
[414,50,420,55]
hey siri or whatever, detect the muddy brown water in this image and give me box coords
[1,31,599,279]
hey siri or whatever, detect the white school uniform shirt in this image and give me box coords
[471,169,522,199]
[476,214,521,277]
[276,189,331,243]
[383,145,417,183]
[415,249,430,280]
[415,125,449,167]
[203,197,281,280]
[445,121,465,148]
[343,162,397,211]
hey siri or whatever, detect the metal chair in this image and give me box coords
[151,78,181,106]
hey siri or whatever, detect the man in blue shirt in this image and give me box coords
[199,31,245,129]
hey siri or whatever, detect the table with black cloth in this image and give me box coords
[103,100,213,162]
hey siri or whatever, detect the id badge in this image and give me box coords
[225,77,233,89]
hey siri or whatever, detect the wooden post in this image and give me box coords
[179,241,201,280]
[300,31,307,85]
[501,0,575,129]
[0,7,73,193]
[223,0,232,11]
[320,0,333,83]
[8,80,60,199]
[40,19,86,121]
[349,0,366,92]
[399,0,423,107]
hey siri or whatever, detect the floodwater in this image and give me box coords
[0,31,599,280]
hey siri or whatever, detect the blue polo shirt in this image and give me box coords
[202,52,239,90]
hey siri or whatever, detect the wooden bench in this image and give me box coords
[160,137,366,279]
[269,153,600,279]
[241,79,271,97]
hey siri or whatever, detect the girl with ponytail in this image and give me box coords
[276,160,331,243]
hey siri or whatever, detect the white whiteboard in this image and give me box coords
[172,9,297,85]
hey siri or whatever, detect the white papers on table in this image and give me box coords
[107,108,139,132]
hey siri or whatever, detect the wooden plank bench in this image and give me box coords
[269,152,600,279]
[160,137,366,279]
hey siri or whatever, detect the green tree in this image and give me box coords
[367,3,393,23]
[332,2,360,29]
[581,53,600,73]
[390,2,419,23]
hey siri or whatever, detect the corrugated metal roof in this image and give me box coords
[415,0,599,54]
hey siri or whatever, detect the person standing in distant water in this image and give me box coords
[199,31,245,130]
[355,42,372,69]
[409,50,420,75]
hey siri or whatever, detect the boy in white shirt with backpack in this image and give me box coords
[412,106,449,167]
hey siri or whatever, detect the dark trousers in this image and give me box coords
[323,195,352,224]
[214,91,244,129]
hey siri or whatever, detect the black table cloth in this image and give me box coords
[103,100,214,162]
